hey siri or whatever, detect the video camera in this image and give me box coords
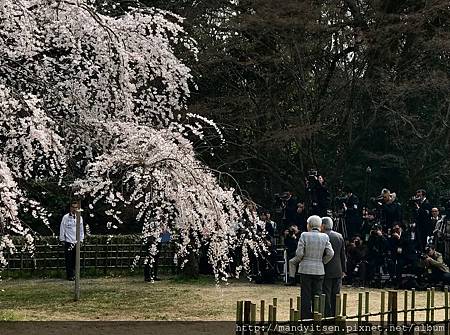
[334,196,347,207]
[408,195,421,207]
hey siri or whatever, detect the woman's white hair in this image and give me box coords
[307,215,322,229]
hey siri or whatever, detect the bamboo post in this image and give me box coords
[314,295,320,315]
[293,310,300,322]
[260,300,265,326]
[365,291,370,323]
[268,305,273,324]
[445,286,449,335]
[74,200,81,301]
[426,288,431,324]
[381,291,385,327]
[411,288,415,325]
[320,293,326,317]
[431,287,435,326]
[358,292,363,331]
[244,301,251,326]
[342,293,348,316]
[236,301,243,335]
[250,303,256,334]
[388,291,398,326]
[404,290,408,324]
[290,298,293,310]
[290,308,294,322]
[335,293,342,317]
[297,296,301,314]
[272,306,277,325]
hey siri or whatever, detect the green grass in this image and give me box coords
[0,276,447,321]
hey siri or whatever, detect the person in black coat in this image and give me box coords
[343,186,362,240]
[378,189,402,231]
[306,175,331,217]
[388,224,418,281]
[413,189,433,251]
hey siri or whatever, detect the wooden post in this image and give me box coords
[365,291,370,323]
[236,301,243,335]
[290,308,294,322]
[290,298,293,310]
[358,292,363,332]
[320,293,326,317]
[314,295,320,316]
[381,291,386,327]
[411,288,415,325]
[342,293,348,316]
[260,300,265,325]
[74,200,81,301]
[293,310,300,322]
[335,293,342,318]
[297,296,301,316]
[426,288,431,324]
[250,303,256,335]
[244,301,251,325]
[268,305,273,324]
[273,298,277,307]
[431,287,435,327]
[388,291,398,326]
[404,290,408,324]
[445,286,449,335]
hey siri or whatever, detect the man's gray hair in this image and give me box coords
[307,215,322,229]
[322,217,333,231]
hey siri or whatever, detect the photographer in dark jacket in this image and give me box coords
[306,173,331,217]
[423,245,450,285]
[378,189,402,231]
[388,224,417,283]
[412,189,433,251]
[343,186,362,240]
[366,224,388,284]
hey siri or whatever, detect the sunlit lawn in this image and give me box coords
[0,275,446,321]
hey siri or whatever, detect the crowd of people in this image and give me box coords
[252,173,450,292]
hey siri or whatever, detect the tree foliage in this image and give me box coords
[0,0,264,279]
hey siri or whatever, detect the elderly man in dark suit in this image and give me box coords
[322,217,346,317]
[296,215,334,320]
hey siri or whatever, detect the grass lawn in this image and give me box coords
[0,275,447,321]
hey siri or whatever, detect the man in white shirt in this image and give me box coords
[59,201,84,281]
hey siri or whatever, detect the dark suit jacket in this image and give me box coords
[324,230,346,278]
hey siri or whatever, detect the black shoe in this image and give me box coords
[68,277,75,281]
[153,277,161,281]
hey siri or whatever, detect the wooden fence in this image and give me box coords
[236,287,450,334]
[4,235,176,273]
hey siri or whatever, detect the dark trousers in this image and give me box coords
[144,250,160,280]
[300,274,324,320]
[64,242,76,279]
[323,277,342,317]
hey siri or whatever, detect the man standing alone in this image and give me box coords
[60,201,84,281]
[296,215,334,319]
[322,217,346,317]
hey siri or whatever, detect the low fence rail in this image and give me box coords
[4,235,176,273]
[236,287,450,334]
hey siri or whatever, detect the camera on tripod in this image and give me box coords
[408,195,421,207]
